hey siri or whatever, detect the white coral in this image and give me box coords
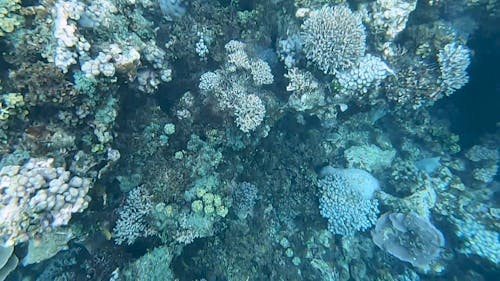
[234,94,266,133]
[53,0,86,73]
[0,158,91,246]
[362,0,417,42]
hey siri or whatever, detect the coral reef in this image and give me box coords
[0,0,497,280]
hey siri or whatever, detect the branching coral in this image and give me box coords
[438,42,471,96]
[318,167,380,236]
[199,40,273,133]
[301,5,366,74]
[113,186,157,245]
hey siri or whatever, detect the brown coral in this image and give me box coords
[9,62,79,107]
